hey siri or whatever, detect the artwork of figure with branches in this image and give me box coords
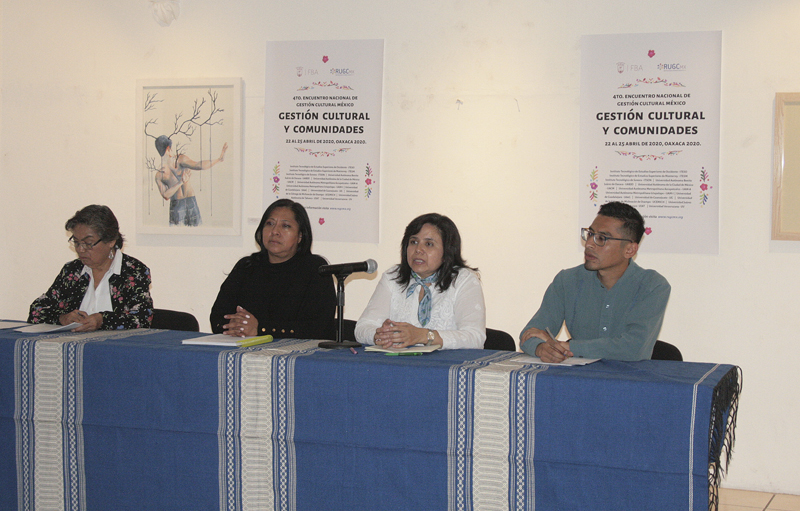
[145,89,229,227]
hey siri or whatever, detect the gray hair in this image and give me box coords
[65,205,125,249]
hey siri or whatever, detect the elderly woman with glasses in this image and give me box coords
[28,205,153,331]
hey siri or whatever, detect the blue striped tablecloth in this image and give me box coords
[0,329,740,511]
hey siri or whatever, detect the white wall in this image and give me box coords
[2,0,799,494]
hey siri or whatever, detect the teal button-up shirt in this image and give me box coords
[520,260,670,361]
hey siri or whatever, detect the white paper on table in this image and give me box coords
[364,344,441,354]
[0,320,30,330]
[15,323,82,333]
[513,354,600,366]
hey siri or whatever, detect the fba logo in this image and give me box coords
[616,62,643,73]
[296,67,319,77]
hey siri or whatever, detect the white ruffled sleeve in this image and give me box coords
[354,268,397,345]
[436,269,486,350]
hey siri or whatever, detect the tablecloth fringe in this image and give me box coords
[707,365,742,511]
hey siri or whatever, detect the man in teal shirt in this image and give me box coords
[520,202,670,362]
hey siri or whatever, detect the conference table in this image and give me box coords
[0,327,740,511]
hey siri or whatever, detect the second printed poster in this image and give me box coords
[264,39,384,243]
[580,31,721,254]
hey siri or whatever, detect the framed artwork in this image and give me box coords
[773,93,800,240]
[136,78,242,235]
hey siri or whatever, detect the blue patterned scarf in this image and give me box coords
[406,271,438,326]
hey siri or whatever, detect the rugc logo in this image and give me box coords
[657,63,687,71]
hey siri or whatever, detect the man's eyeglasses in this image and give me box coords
[580,228,633,247]
[68,236,103,252]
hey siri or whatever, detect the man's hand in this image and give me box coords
[521,326,573,363]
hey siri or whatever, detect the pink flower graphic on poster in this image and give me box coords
[365,163,374,199]
[588,167,599,205]
[648,50,655,58]
[699,167,712,206]
[272,162,281,196]
[645,227,652,236]
[322,56,329,63]
[319,218,325,225]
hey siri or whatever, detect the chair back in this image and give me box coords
[484,328,517,351]
[151,309,200,332]
[651,340,683,361]
[341,319,357,342]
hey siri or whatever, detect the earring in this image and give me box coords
[108,250,115,260]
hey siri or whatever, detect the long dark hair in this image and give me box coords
[250,199,313,263]
[393,213,477,292]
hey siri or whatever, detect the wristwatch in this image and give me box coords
[426,329,435,346]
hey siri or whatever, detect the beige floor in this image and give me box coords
[720,488,800,511]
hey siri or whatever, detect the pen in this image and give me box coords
[546,327,569,357]
[385,352,423,356]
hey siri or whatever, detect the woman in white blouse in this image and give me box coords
[355,213,486,350]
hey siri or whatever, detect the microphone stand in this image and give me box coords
[318,272,362,349]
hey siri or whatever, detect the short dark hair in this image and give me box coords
[155,135,172,157]
[393,213,477,292]
[65,205,125,249]
[253,199,313,261]
[597,201,645,243]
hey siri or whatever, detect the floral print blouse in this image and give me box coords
[28,253,154,330]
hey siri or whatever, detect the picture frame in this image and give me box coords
[772,92,800,240]
[136,78,242,236]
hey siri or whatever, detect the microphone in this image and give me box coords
[318,259,378,276]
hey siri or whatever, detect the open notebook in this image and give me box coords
[181,334,273,348]
[364,344,440,355]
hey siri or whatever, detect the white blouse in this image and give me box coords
[355,265,486,350]
[79,249,123,315]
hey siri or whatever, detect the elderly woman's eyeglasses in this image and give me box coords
[580,228,633,247]
[69,236,103,252]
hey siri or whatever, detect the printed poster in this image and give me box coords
[580,31,721,254]
[264,40,384,243]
